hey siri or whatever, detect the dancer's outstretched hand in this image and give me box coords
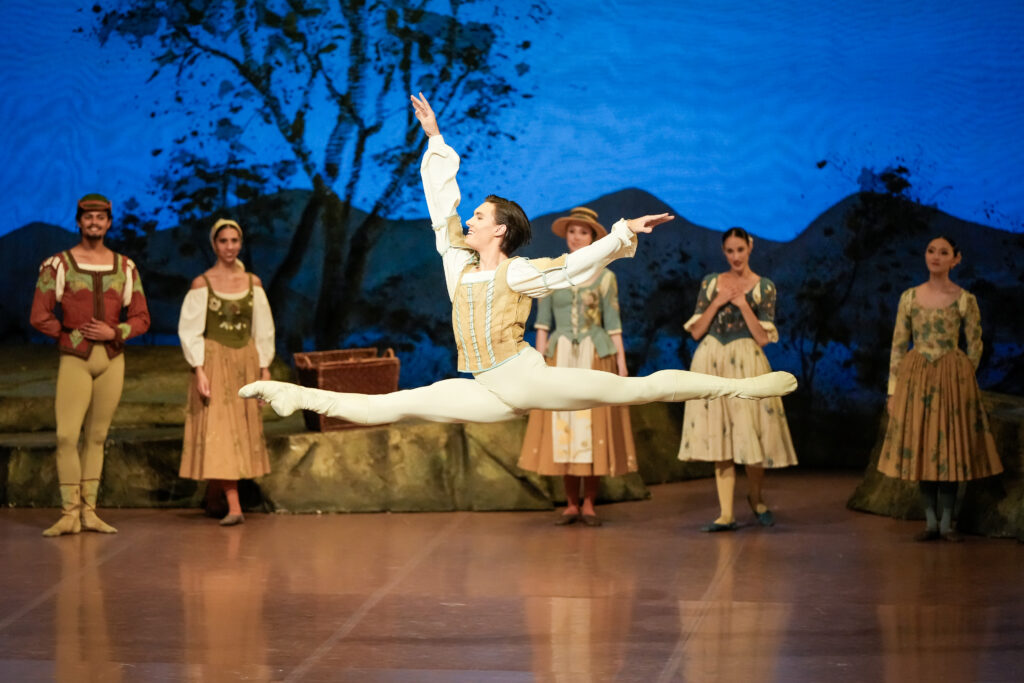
[410,92,440,137]
[626,213,674,234]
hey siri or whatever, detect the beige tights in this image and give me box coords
[44,347,124,536]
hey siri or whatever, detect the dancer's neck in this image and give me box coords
[476,244,507,271]
[926,271,955,288]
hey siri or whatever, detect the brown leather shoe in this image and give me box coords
[581,513,603,527]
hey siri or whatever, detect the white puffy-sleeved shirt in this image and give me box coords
[178,284,275,368]
[420,134,638,301]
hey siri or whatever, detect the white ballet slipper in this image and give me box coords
[735,371,798,399]
[239,380,303,416]
[239,381,371,423]
[667,370,797,402]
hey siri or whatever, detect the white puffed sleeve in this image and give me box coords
[252,286,276,368]
[507,219,638,298]
[178,288,208,368]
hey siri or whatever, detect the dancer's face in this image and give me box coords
[925,238,960,275]
[466,202,505,252]
[722,235,751,273]
[565,222,595,253]
[77,210,111,242]
[214,227,242,266]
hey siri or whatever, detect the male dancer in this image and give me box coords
[30,194,151,536]
[241,94,796,423]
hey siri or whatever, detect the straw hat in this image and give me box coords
[551,206,607,240]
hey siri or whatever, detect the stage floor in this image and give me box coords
[0,471,1021,682]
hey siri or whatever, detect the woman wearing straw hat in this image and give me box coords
[518,207,637,527]
[178,218,276,526]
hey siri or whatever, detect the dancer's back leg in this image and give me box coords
[241,378,520,425]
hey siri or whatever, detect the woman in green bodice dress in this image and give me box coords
[518,207,637,526]
[178,219,276,526]
[878,236,1001,541]
[678,227,797,532]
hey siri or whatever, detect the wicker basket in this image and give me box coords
[293,347,400,431]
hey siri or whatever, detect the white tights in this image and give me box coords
[242,347,796,426]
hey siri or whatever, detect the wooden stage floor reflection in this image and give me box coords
[1,471,1021,682]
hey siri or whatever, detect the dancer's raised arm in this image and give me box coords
[413,93,474,299]
[413,93,458,225]
[508,213,674,298]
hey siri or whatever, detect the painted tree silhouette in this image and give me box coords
[792,166,929,399]
[94,0,545,348]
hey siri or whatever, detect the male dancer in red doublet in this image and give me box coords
[30,194,150,536]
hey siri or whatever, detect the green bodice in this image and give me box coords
[204,275,254,349]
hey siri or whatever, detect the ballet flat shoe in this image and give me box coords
[219,513,245,527]
[747,495,775,527]
[554,512,579,526]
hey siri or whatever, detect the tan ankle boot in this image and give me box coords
[80,479,117,534]
[42,483,82,537]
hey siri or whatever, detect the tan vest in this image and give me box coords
[444,215,569,373]
[452,258,534,373]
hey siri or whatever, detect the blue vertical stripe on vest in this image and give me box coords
[483,278,496,366]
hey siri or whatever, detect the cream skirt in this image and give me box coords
[678,336,797,467]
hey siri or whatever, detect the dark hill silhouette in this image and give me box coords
[3,189,1022,396]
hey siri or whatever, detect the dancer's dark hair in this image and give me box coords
[930,235,960,256]
[722,227,752,245]
[487,194,532,255]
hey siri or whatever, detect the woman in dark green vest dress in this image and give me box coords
[178,219,275,526]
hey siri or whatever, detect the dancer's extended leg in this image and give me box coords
[241,377,520,425]
[478,349,797,412]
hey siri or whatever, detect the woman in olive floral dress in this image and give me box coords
[678,228,797,532]
[178,219,276,526]
[518,207,637,527]
[878,236,1001,541]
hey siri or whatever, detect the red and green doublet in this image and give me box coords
[30,250,150,358]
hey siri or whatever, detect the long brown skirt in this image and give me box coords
[180,338,270,481]
[517,352,637,477]
[878,348,1001,481]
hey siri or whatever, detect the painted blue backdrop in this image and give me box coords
[1,0,1022,238]
[1,1,1023,465]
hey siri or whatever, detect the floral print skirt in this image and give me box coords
[878,348,1001,481]
[180,338,270,481]
[678,337,797,467]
